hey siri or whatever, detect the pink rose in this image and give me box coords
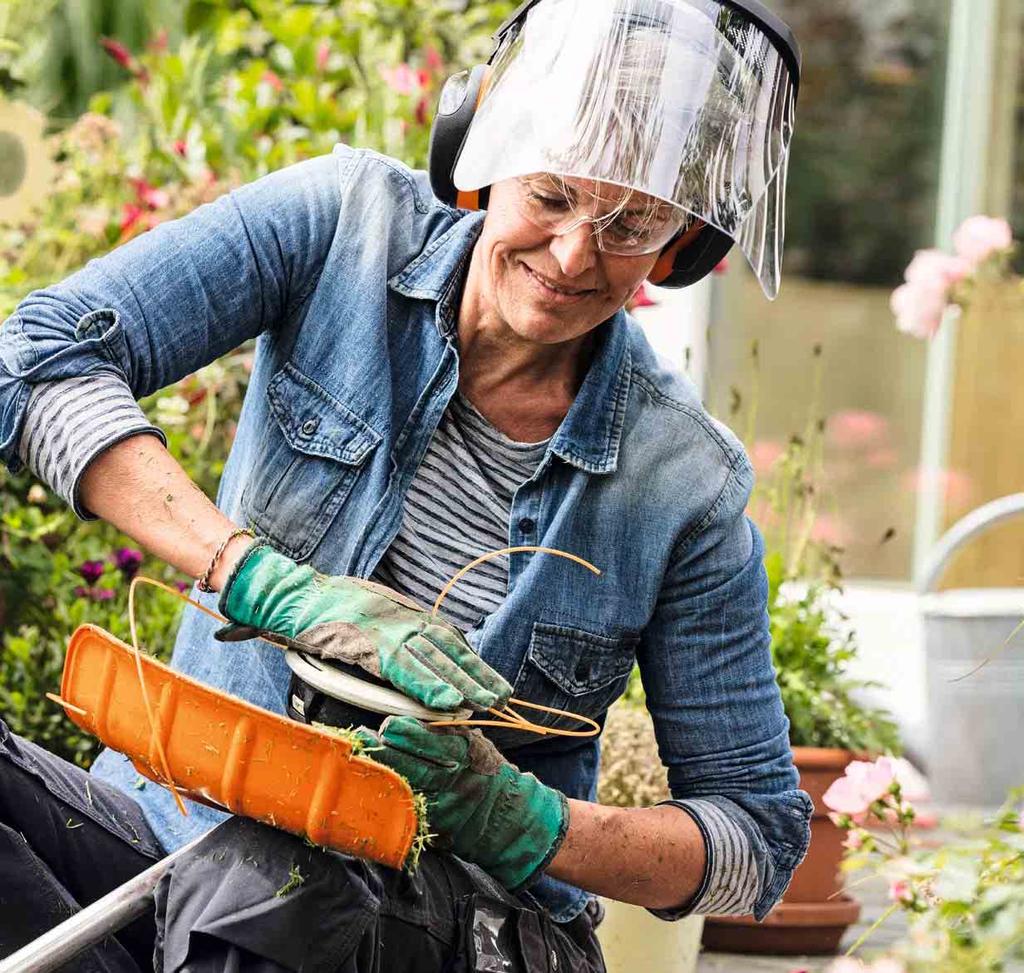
[824,757,896,818]
[952,215,1013,269]
[890,281,948,339]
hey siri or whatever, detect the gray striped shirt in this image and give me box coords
[17,372,760,917]
[371,392,547,630]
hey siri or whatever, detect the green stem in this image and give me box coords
[844,901,901,958]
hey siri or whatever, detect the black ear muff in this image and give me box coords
[648,225,734,290]
[429,64,491,210]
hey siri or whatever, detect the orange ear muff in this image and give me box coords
[454,67,495,212]
[648,220,707,285]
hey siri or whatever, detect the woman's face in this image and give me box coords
[469,174,694,347]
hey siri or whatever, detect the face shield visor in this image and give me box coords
[452,0,799,299]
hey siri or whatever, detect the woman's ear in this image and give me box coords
[648,221,706,285]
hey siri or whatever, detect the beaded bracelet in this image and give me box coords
[196,527,255,593]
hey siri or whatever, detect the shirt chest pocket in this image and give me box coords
[512,622,639,730]
[241,363,382,561]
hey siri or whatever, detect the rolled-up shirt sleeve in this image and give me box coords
[0,149,351,484]
[639,456,812,922]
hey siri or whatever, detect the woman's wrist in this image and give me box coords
[202,529,257,593]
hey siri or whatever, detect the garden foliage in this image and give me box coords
[0,0,513,765]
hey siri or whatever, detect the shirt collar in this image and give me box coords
[390,210,630,475]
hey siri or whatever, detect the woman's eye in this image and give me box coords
[530,192,571,212]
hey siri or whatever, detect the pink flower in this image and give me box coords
[120,203,145,234]
[713,256,729,275]
[888,878,913,904]
[823,757,896,818]
[890,280,949,339]
[749,439,784,475]
[952,215,1013,268]
[381,63,428,95]
[827,410,890,451]
[865,447,898,470]
[261,70,283,93]
[131,178,169,210]
[843,829,867,851]
[316,40,330,72]
[810,514,849,547]
[903,248,969,289]
[901,467,974,508]
[172,139,187,157]
[148,28,169,54]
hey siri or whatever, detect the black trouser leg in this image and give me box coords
[0,719,164,971]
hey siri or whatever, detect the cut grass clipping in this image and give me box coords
[312,723,432,872]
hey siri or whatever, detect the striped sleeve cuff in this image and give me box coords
[17,375,167,521]
[648,798,764,920]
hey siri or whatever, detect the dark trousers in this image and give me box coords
[0,720,605,972]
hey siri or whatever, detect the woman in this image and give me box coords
[0,1,810,970]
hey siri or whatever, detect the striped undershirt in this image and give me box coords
[371,391,548,631]
[17,372,761,917]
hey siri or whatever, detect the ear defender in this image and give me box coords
[647,224,735,289]
[429,64,492,211]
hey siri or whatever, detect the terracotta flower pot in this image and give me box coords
[700,746,862,955]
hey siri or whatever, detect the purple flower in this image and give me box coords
[73,585,117,602]
[78,560,106,584]
[175,580,191,593]
[113,547,143,578]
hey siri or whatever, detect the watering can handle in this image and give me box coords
[919,492,1024,594]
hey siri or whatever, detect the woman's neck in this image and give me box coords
[456,254,593,442]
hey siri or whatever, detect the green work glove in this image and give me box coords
[362,716,569,891]
[216,542,512,712]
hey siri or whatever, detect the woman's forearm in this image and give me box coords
[546,799,706,910]
[78,433,249,592]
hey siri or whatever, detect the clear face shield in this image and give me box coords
[451,0,798,298]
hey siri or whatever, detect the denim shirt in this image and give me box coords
[0,145,811,922]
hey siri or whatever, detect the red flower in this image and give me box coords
[172,139,187,157]
[424,45,444,73]
[415,97,429,126]
[713,257,730,275]
[120,203,145,234]
[100,37,148,85]
[100,37,133,70]
[261,70,284,93]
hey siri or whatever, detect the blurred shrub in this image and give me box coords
[0,0,513,764]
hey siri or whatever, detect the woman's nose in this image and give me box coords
[548,222,598,279]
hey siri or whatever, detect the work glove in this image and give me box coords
[216,542,512,712]
[360,716,569,891]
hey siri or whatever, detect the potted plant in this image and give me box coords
[822,761,1024,973]
[596,680,705,973]
[702,419,901,955]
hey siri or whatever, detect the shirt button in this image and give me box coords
[518,517,536,534]
[300,417,319,437]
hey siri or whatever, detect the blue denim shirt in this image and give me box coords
[0,145,811,922]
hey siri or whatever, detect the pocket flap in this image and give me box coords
[527,622,638,697]
[267,362,382,465]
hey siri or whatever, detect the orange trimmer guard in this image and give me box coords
[59,624,418,869]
